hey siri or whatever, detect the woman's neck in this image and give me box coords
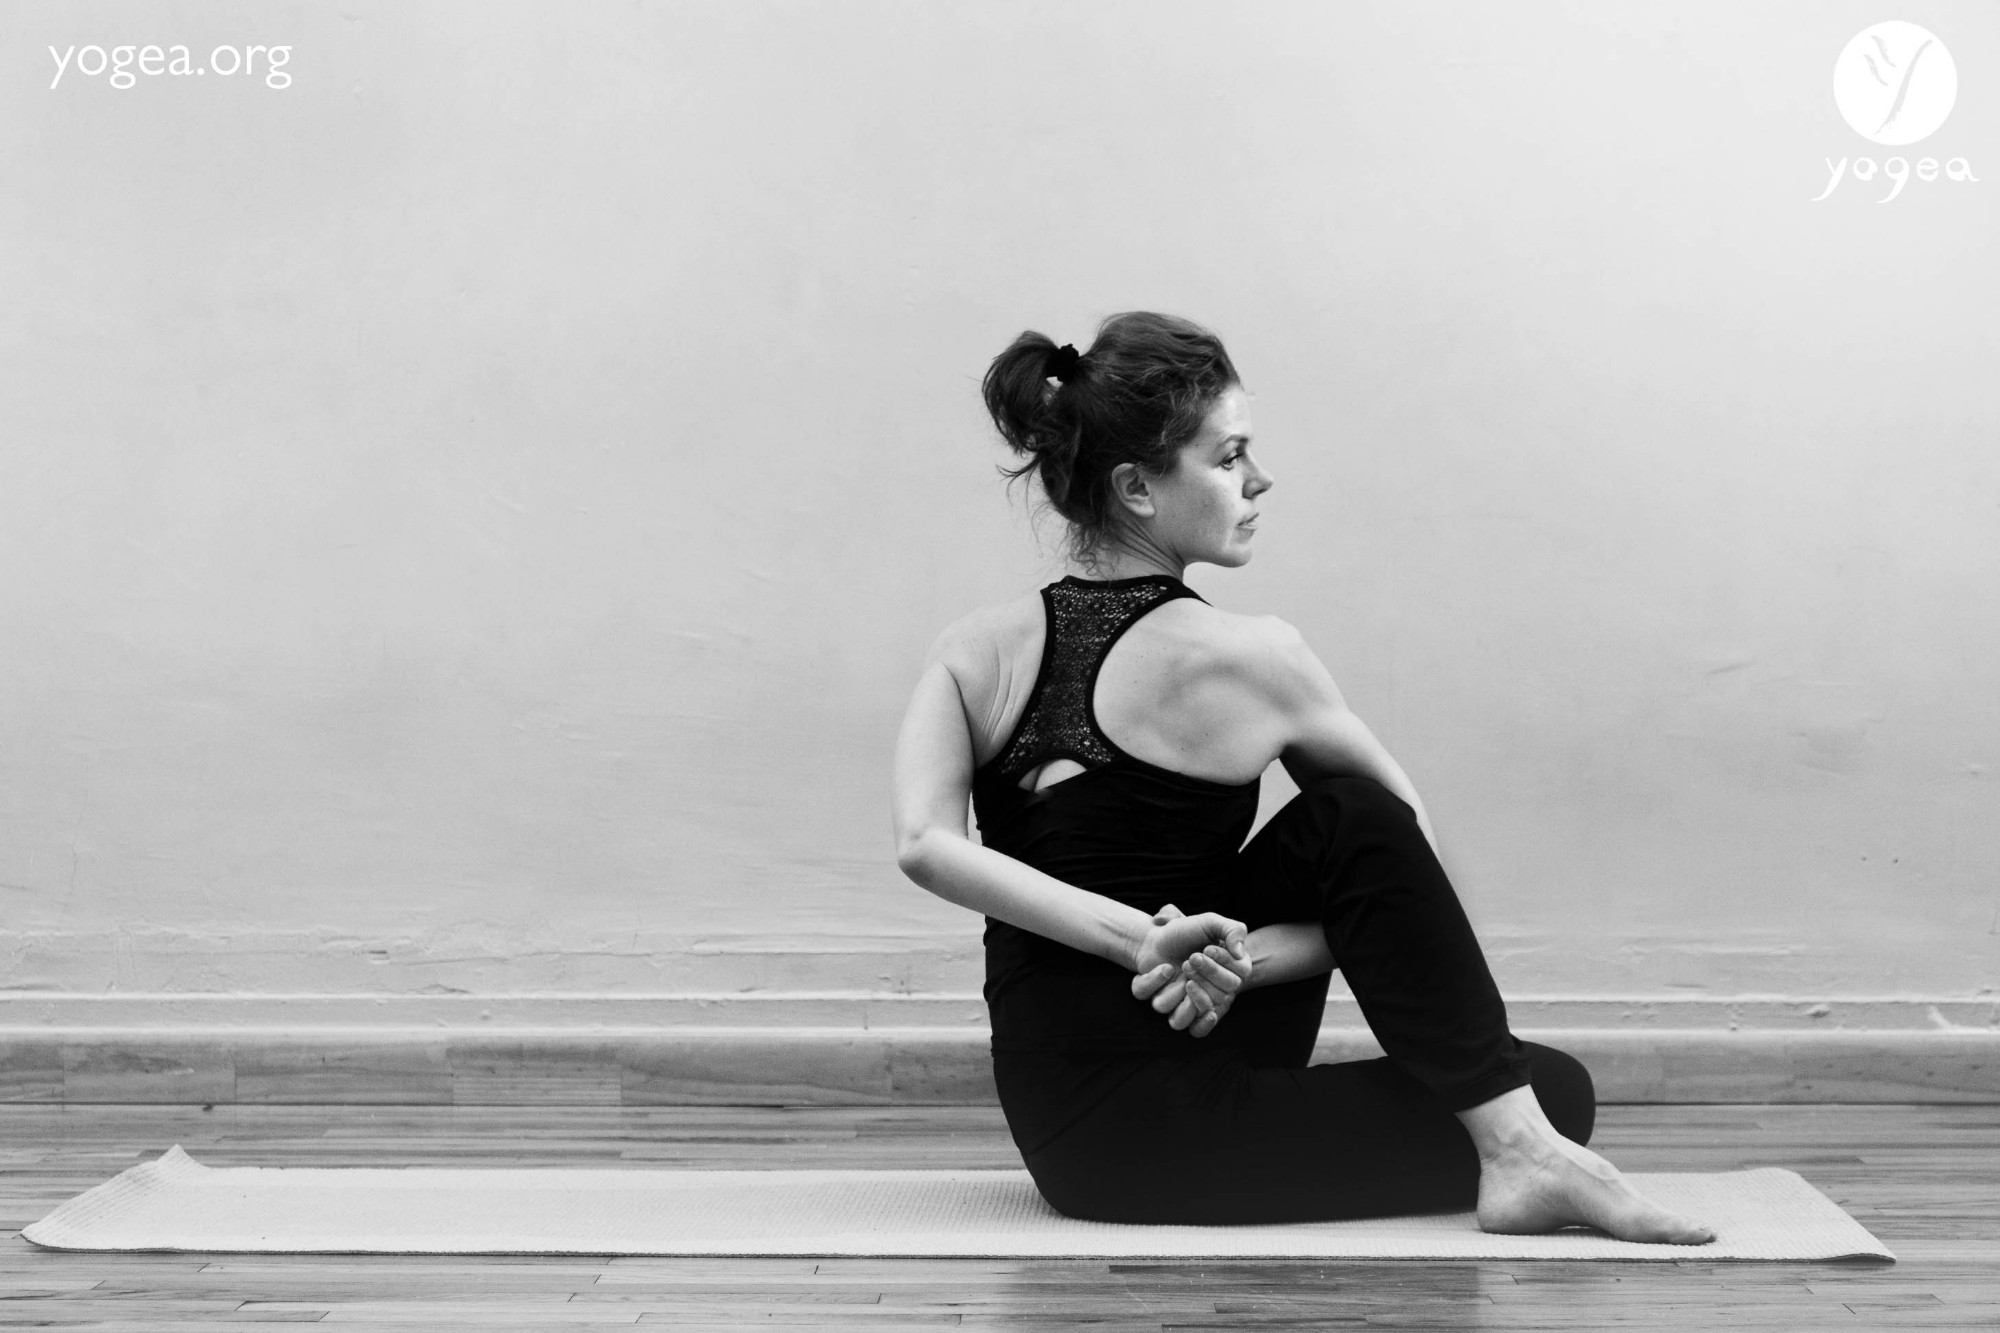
[1074,542,1185,583]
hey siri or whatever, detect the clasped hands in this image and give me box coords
[1129,903,1253,1039]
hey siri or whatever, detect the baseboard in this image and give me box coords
[2,993,1995,1105]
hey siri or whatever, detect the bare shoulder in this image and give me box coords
[1092,599,1337,782]
[926,591,1042,680]
[923,591,1046,756]
[1138,600,1327,700]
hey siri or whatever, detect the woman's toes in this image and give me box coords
[1666,1216,1717,1245]
[1476,1144,1714,1245]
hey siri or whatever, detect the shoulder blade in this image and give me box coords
[931,591,1046,767]
[1094,602,1306,783]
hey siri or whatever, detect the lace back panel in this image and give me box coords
[990,576,1199,787]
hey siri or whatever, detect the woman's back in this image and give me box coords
[952,573,1272,1055]
[942,577,1296,794]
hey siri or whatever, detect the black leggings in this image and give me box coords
[994,775,1596,1224]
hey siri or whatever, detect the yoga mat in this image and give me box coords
[23,1146,1892,1261]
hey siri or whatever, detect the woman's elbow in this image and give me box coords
[895,825,943,886]
[898,824,979,901]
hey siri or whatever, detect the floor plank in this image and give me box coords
[1,1104,1994,1329]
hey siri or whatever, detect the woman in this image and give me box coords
[891,312,1710,1241]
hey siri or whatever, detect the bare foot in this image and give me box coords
[1475,1130,1715,1245]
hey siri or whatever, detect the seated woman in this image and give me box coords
[890,311,1711,1241]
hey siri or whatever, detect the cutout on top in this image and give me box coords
[1018,758,1087,793]
[989,576,1197,789]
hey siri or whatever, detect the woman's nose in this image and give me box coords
[1248,462,1274,496]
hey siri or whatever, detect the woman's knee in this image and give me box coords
[1286,776,1436,878]
[1294,774,1421,834]
[1523,1041,1597,1146]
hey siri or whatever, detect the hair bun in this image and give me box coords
[1046,344,1082,383]
[982,313,1237,562]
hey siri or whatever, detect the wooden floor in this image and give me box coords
[1,1103,1994,1330]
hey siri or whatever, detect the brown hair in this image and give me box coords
[981,311,1240,561]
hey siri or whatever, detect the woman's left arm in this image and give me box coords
[1162,620,1445,1007]
[1259,619,1441,857]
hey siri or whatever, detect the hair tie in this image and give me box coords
[1047,343,1083,383]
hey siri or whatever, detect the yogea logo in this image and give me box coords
[1814,21,1976,202]
[1834,20,1956,144]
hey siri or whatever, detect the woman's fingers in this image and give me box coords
[1181,973,1221,1008]
[1194,911,1245,938]
[1193,911,1246,942]
[1135,908,1252,1029]
[1203,944,1250,986]
[1182,983,1225,1037]
[1184,951,1243,993]
[1180,972,1236,1036]
[1201,938,1252,989]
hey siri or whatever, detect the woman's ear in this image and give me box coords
[1109,462,1157,519]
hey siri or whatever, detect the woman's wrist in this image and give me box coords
[1241,922,1335,990]
[1114,905,1152,973]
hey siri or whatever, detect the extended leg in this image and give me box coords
[1002,1041,1595,1224]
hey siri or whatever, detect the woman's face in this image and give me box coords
[1125,386,1273,569]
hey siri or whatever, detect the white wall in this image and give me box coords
[3,0,1995,1000]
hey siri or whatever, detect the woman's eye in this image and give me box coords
[1221,452,1240,469]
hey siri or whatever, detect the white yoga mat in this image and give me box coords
[23,1145,1892,1261]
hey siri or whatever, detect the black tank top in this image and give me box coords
[971,574,1262,1054]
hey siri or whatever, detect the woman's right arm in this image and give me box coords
[892,641,1246,986]
[894,652,1152,970]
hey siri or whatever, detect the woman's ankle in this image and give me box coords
[1454,1085,1559,1159]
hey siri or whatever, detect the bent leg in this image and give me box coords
[1008,1041,1594,1225]
[1230,775,1531,1107]
[1212,971,1332,1069]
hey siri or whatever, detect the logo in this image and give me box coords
[1833,21,1957,144]
[1815,21,1976,202]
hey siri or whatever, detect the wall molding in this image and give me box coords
[1,992,1994,1105]
[1,990,1994,1031]
[9,932,1991,998]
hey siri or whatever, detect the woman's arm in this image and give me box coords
[1252,619,1441,856]
[1172,618,1442,1001]
[893,655,1152,968]
[892,645,1249,983]
[1239,921,1336,990]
